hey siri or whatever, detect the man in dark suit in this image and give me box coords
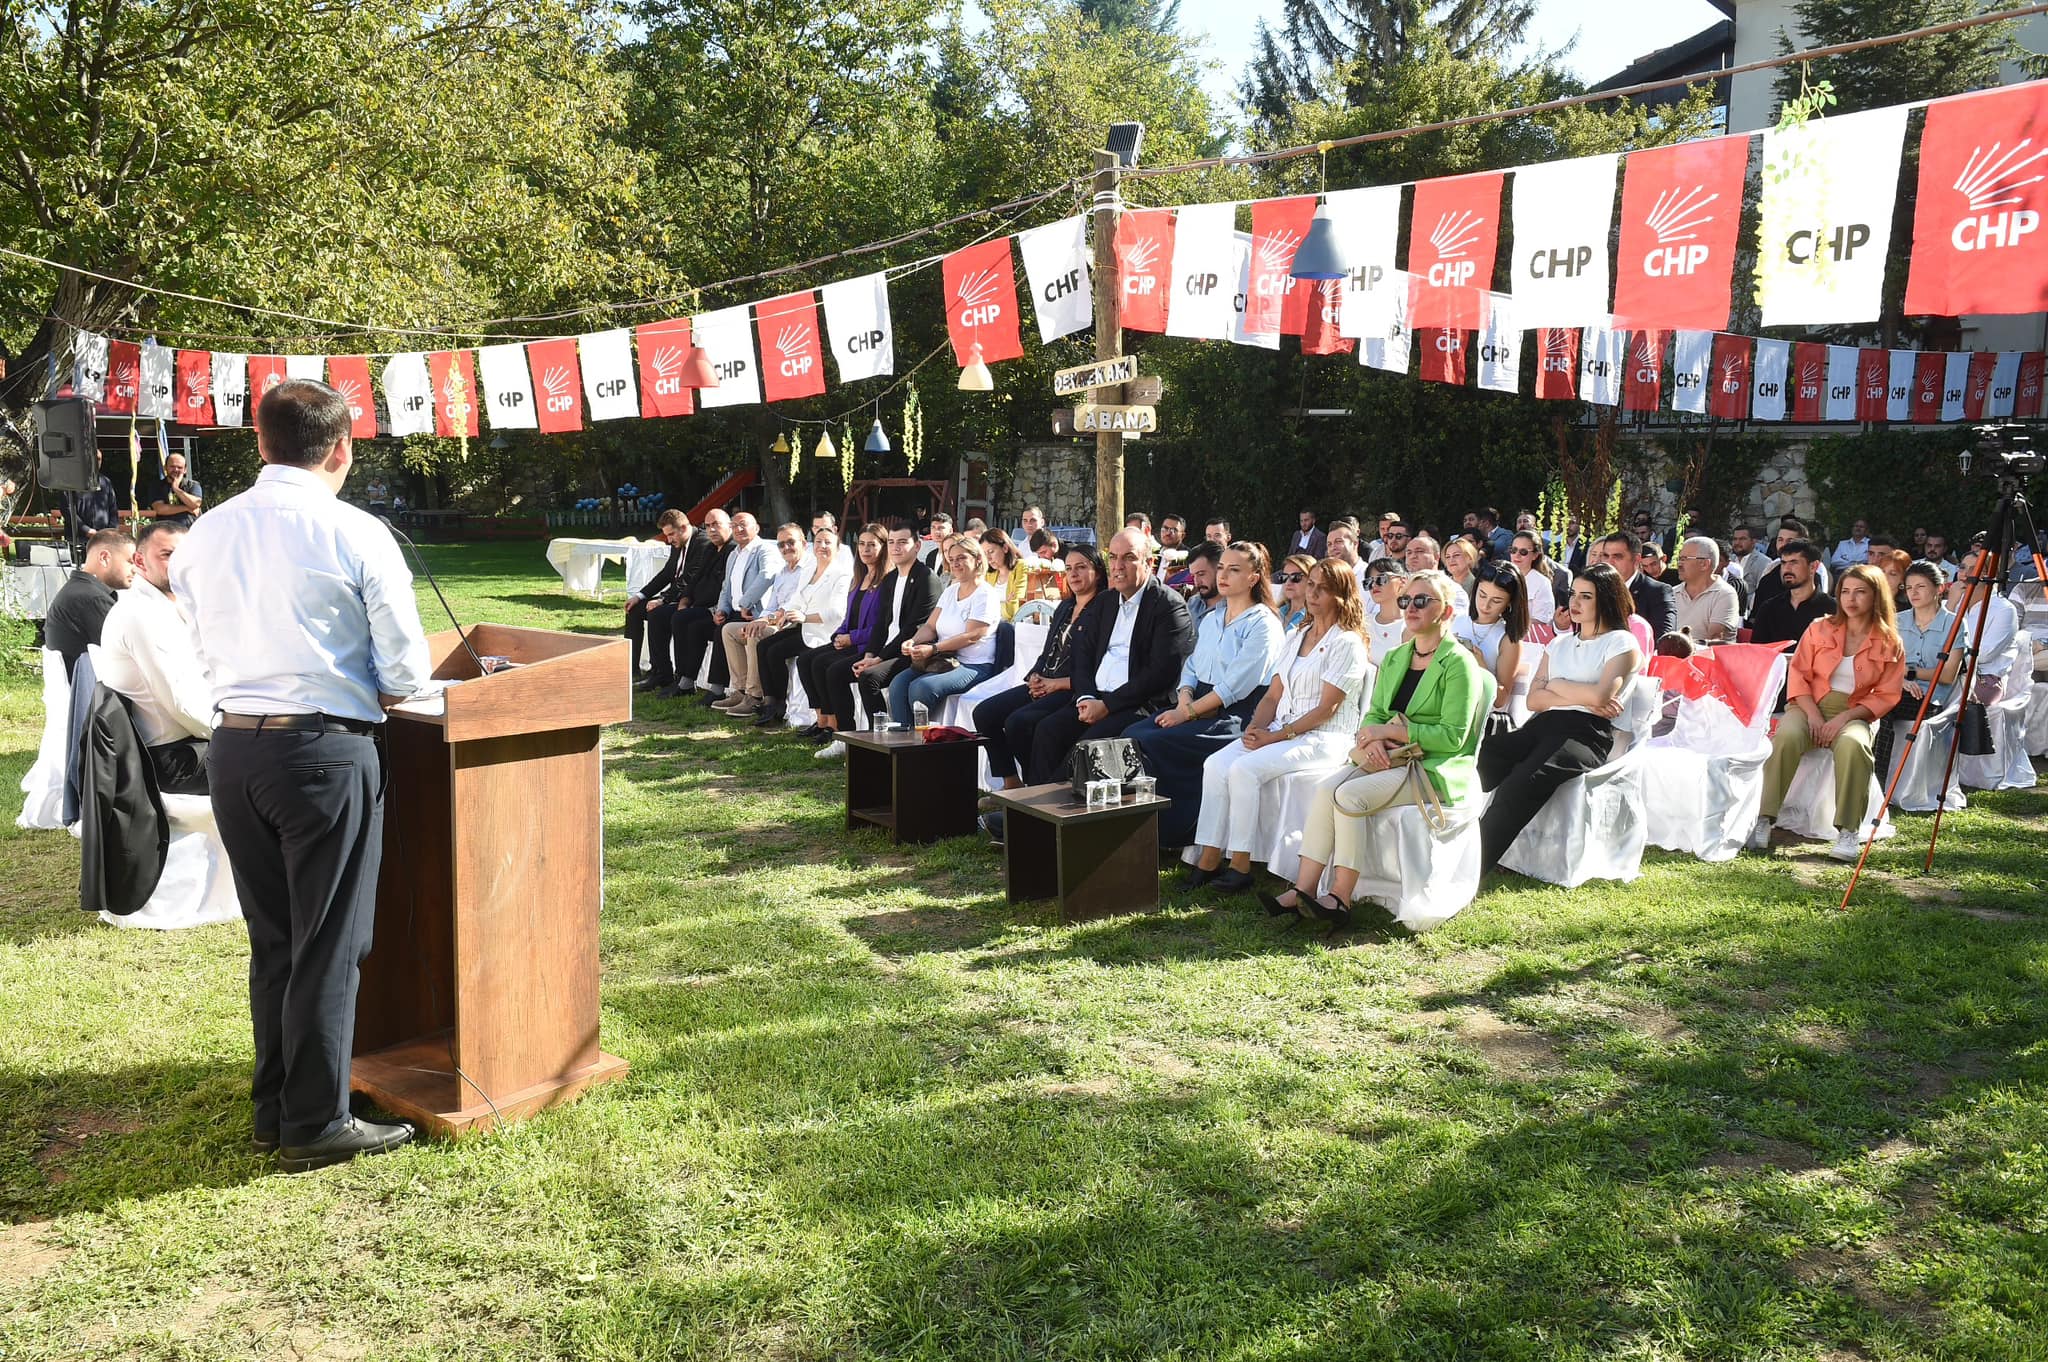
[653,509,732,694]
[853,521,940,718]
[1594,530,1674,640]
[1289,509,1326,562]
[627,510,689,688]
[45,527,134,677]
[1024,527,1195,785]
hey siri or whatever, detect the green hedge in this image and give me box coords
[1803,428,2000,545]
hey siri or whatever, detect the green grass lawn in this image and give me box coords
[2,541,2045,1361]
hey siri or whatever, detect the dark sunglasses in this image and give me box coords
[1276,572,1305,584]
[1396,594,1440,610]
[1365,574,1392,589]
[1477,564,1519,585]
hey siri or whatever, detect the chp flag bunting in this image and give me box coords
[525,337,586,432]
[137,341,174,420]
[692,305,762,408]
[1856,348,1889,422]
[1408,171,1503,331]
[211,353,248,427]
[1941,351,1971,421]
[427,350,478,439]
[1623,330,1664,413]
[478,342,539,429]
[1016,216,1091,343]
[1164,202,1237,340]
[1246,196,1315,337]
[1671,329,1712,414]
[1612,135,1750,330]
[578,329,639,422]
[2018,352,2046,416]
[1326,186,1402,339]
[1509,153,1619,328]
[1990,350,2022,417]
[247,356,289,411]
[326,356,378,439]
[1534,327,1580,400]
[174,348,214,425]
[72,332,109,401]
[635,318,697,418]
[1230,232,1281,351]
[1301,279,1352,356]
[1888,350,1917,422]
[285,355,326,382]
[820,271,895,381]
[1418,329,1468,386]
[754,292,826,404]
[1757,104,1910,325]
[1906,82,2048,318]
[1358,269,1412,372]
[1752,338,1790,421]
[1790,341,1826,422]
[1912,352,1946,423]
[1709,334,1752,420]
[1824,345,1860,422]
[1579,321,1624,407]
[1114,209,1176,333]
[941,238,1024,365]
[1965,349,1999,419]
[382,353,435,436]
[103,340,141,415]
[1477,296,1520,394]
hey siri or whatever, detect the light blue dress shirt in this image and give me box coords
[170,463,432,724]
[718,537,781,615]
[1898,605,1959,707]
[1178,602,1286,707]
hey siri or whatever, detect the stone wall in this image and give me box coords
[1620,433,1818,534]
[1002,443,1096,527]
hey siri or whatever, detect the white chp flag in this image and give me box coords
[1016,215,1092,343]
[1476,294,1520,393]
[1671,330,1712,413]
[1579,320,1624,406]
[285,354,326,382]
[1757,105,1910,326]
[478,342,539,429]
[382,353,434,436]
[1990,350,2022,417]
[1821,345,1857,421]
[72,332,109,401]
[1942,351,1970,421]
[1888,350,1916,421]
[1360,270,1413,373]
[210,353,248,427]
[1228,231,1280,350]
[1165,202,1238,340]
[137,341,175,419]
[692,305,760,408]
[821,271,893,382]
[1325,186,1402,339]
[1752,339,1790,420]
[1509,153,1620,328]
[579,329,639,422]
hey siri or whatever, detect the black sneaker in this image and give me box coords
[979,811,1006,845]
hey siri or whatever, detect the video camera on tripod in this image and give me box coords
[1960,423,2046,478]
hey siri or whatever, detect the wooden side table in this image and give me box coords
[842,729,988,844]
[989,783,1168,922]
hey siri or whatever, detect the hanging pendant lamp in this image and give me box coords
[1289,199,1351,281]
[957,341,994,392]
[679,343,719,389]
[814,429,837,460]
[863,417,891,454]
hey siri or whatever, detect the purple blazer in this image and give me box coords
[841,582,883,653]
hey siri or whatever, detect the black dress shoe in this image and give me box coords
[1181,864,1218,889]
[657,682,686,698]
[1210,868,1255,894]
[800,724,828,741]
[980,811,1006,845]
[277,1116,415,1173]
[633,677,668,692]
[1257,889,1297,918]
[1308,894,1353,929]
[252,1128,280,1154]
[698,690,724,708]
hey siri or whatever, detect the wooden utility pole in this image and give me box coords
[1090,147,1124,547]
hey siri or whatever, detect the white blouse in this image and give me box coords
[1454,614,1508,670]
[1541,628,1641,715]
[792,558,854,647]
[1367,613,1408,666]
[1523,568,1555,626]
[934,581,1002,665]
[1268,624,1371,733]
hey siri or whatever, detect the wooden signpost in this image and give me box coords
[1053,354,1139,396]
[1074,404,1157,434]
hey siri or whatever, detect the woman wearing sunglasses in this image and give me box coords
[1456,562,1530,734]
[1509,531,1561,644]
[1363,558,1409,665]
[1264,570,1493,928]
[1477,563,1642,869]
[1275,553,1314,631]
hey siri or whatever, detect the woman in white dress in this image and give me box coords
[1453,562,1528,730]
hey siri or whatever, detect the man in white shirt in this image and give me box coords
[1951,547,2022,702]
[717,524,812,716]
[1829,519,1872,572]
[1729,526,1774,595]
[1670,535,1742,646]
[1923,532,1959,583]
[95,522,215,793]
[172,379,432,1173]
[1012,504,1045,557]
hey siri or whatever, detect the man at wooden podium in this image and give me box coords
[173,378,433,1172]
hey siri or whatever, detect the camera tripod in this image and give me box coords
[1839,463,2046,909]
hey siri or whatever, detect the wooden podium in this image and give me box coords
[351,623,633,1137]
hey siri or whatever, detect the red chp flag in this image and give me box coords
[635,318,697,418]
[325,356,378,438]
[1790,342,1827,422]
[1906,83,2048,317]
[1708,334,1752,419]
[1534,327,1580,400]
[173,349,214,425]
[2019,351,2047,416]
[1964,349,1998,418]
[1856,348,1889,421]
[427,350,478,438]
[755,292,826,403]
[247,355,289,412]
[1301,278,1353,356]
[1408,171,1503,330]
[1245,196,1316,337]
[525,338,586,433]
[1911,352,1946,423]
[102,339,142,415]
[1114,210,1176,333]
[1624,330,1666,412]
[1612,135,1749,331]
[942,238,1023,365]
[1417,329,1469,385]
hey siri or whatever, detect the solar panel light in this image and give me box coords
[1105,122,1144,169]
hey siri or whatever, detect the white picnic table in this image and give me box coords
[545,537,671,598]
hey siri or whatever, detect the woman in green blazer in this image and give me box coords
[1261,570,1495,928]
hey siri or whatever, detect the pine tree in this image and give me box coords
[1770,0,2043,117]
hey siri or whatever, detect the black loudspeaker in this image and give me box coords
[33,398,97,492]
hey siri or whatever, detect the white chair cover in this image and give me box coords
[1639,739,1770,863]
[1336,803,1484,932]
[623,540,671,595]
[1775,746,1895,842]
[1495,745,1650,886]
[2028,679,2048,758]
[784,659,817,729]
[1882,704,1966,813]
[1955,634,2036,791]
[17,649,72,831]
[101,793,243,930]
[1177,763,1354,885]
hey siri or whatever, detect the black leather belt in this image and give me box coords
[217,712,376,735]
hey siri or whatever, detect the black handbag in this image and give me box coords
[1067,737,1148,799]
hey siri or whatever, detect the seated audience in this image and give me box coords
[1202,517,1231,547]
[919,512,955,572]
[1126,511,1153,535]
[1829,518,1872,572]
[1874,548,1912,610]
[982,529,1031,621]
[1746,539,1834,646]
[671,510,772,697]
[1750,565,1905,860]
[1361,556,1412,667]
[799,524,887,742]
[1324,516,1363,568]
[1442,536,1480,603]
[1729,526,1774,596]
[1478,563,1643,869]
[716,524,813,717]
[1128,543,1289,847]
[1670,535,1742,646]
[1593,531,1673,640]
[1922,531,1957,582]
[1181,541,1224,627]
[645,509,728,693]
[1366,512,1397,561]
[1508,531,1561,643]
[974,545,1109,802]
[1380,520,1412,563]
[1019,528,1195,786]
[1277,553,1315,631]
[1012,504,1046,557]
[628,510,705,690]
[1184,558,1372,893]
[1873,560,1962,777]
[1266,570,1493,928]
[887,534,1004,726]
[1477,506,1513,561]
[817,522,939,758]
[1456,561,1527,725]
[1404,534,1469,613]
[740,524,853,726]
[94,522,213,794]
[1639,540,1678,586]
[45,527,134,678]
[1950,546,2022,702]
